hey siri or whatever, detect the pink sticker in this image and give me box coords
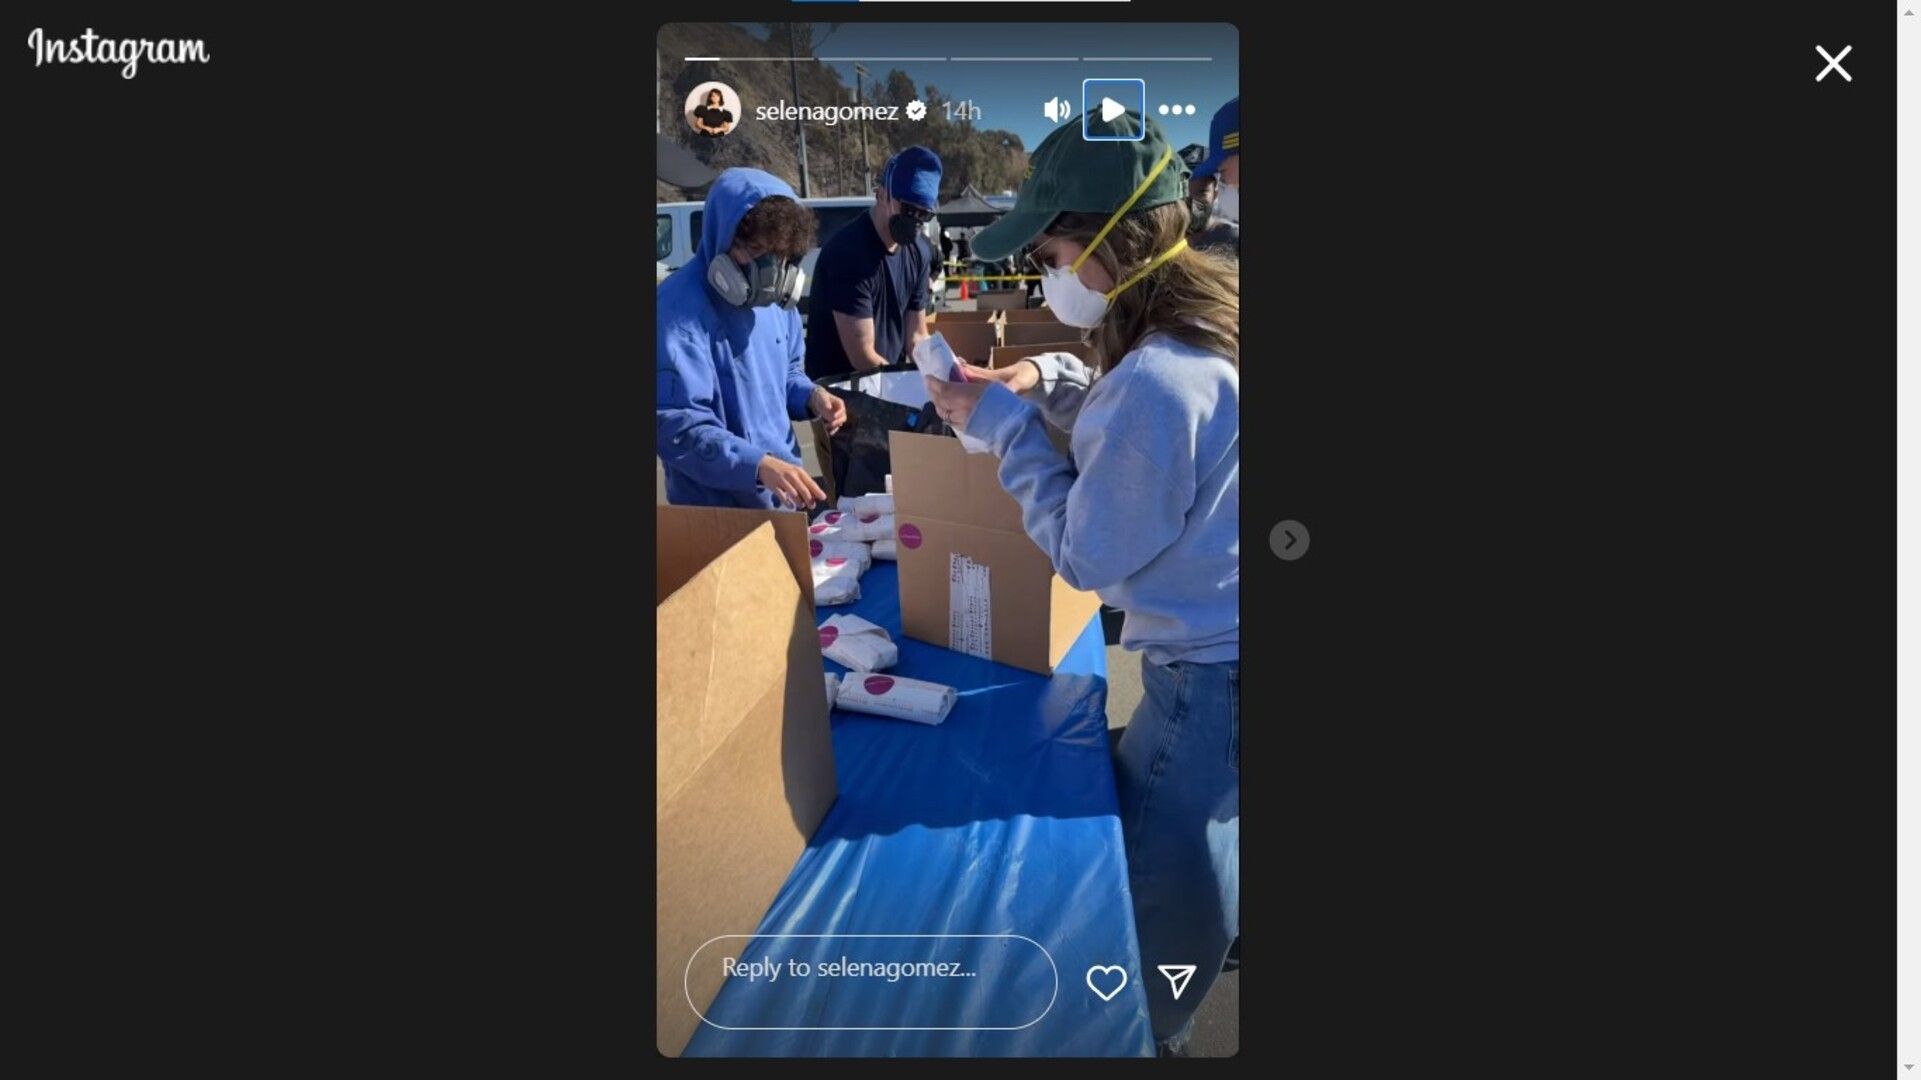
[859,512,879,523]
[899,524,922,549]
[809,524,829,535]
[819,626,839,649]
[824,511,843,524]
[809,539,823,557]
[864,675,895,696]
[826,557,847,567]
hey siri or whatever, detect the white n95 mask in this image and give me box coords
[1213,183,1240,223]
[1040,264,1114,329]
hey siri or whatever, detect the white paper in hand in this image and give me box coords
[912,333,993,454]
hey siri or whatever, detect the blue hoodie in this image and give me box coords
[657,169,820,508]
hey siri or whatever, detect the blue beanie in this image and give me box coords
[1194,98,1240,181]
[884,146,942,211]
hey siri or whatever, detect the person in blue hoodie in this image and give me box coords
[658,168,847,509]
[924,114,1239,1057]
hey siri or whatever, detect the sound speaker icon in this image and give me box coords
[1042,96,1072,124]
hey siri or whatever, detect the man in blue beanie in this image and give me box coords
[804,146,942,379]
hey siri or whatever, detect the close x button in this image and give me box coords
[1814,44,1852,83]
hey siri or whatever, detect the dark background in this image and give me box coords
[15,4,1896,1071]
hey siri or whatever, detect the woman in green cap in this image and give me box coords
[924,113,1239,1056]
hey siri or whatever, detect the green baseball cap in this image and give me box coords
[971,112,1188,263]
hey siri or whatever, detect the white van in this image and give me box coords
[655,196,944,322]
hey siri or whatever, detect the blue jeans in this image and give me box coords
[1114,656,1240,1053]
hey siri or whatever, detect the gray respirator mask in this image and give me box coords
[707,251,805,309]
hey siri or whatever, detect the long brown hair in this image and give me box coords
[1045,201,1239,372]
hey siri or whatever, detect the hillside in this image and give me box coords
[655,22,1028,204]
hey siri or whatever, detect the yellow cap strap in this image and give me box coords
[1104,237,1189,301]
[1071,144,1179,275]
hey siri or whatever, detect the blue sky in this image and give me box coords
[722,22,1238,157]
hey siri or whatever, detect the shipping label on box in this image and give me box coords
[656,507,837,1055]
[887,431,1103,675]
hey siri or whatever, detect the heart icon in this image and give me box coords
[1085,965,1127,1002]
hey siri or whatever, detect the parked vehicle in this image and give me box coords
[656,196,944,320]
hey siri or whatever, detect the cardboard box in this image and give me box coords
[1001,320,1086,348]
[1000,307,1062,323]
[657,507,838,1056]
[888,431,1104,675]
[974,290,1029,312]
[932,308,999,325]
[934,319,1000,365]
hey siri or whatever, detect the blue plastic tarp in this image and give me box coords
[683,562,1154,1057]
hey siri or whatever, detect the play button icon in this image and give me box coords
[1082,78,1146,141]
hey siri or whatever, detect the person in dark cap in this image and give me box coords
[803,146,942,379]
[920,112,1238,1057]
[1187,98,1239,256]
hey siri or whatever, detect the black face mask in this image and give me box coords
[888,213,921,246]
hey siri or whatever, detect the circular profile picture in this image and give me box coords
[685,82,741,139]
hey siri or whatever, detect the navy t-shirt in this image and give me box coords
[804,214,931,380]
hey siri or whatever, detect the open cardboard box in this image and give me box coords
[973,290,1029,312]
[1000,307,1063,323]
[931,308,999,325]
[888,430,1103,675]
[1001,320,1085,348]
[656,507,838,1055]
[934,319,1000,365]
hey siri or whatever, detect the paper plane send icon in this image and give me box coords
[1157,964,1197,1000]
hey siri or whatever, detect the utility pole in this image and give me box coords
[855,63,872,192]
[835,87,847,195]
[788,23,811,197]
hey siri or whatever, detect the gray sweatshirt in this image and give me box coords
[965,332,1239,666]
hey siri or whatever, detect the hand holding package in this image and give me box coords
[911,333,993,454]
